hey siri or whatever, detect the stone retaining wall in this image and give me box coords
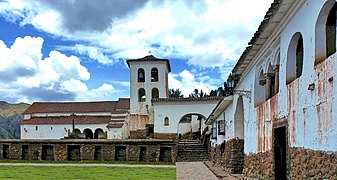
[243,147,337,179]
[243,151,273,179]
[130,130,147,139]
[210,138,244,174]
[154,133,177,140]
[289,147,337,179]
[0,139,176,163]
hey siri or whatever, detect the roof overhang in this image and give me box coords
[205,95,233,125]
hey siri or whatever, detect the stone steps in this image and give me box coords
[177,140,209,162]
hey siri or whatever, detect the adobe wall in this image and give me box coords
[0,139,177,163]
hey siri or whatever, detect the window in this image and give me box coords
[151,68,158,82]
[164,117,169,126]
[152,88,159,99]
[138,88,146,102]
[138,68,145,82]
[35,126,38,130]
[296,36,304,78]
[218,120,225,135]
[212,121,217,139]
[326,3,336,57]
[286,32,303,84]
[315,1,336,64]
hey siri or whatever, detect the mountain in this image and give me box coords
[0,101,30,139]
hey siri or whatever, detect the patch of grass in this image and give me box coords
[0,166,176,179]
[0,159,175,165]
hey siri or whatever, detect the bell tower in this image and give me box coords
[126,55,171,137]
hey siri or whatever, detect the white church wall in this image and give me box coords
[21,124,109,139]
[129,61,169,115]
[154,100,218,134]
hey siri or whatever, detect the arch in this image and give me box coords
[234,96,244,139]
[254,68,266,107]
[266,63,276,99]
[286,32,303,85]
[94,128,104,139]
[315,0,336,64]
[177,113,206,140]
[83,128,93,139]
[151,88,159,99]
[138,88,146,102]
[151,67,158,82]
[138,68,145,82]
[74,128,81,134]
[164,117,169,126]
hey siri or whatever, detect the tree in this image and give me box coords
[169,89,184,98]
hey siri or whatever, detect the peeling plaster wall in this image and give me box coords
[233,0,337,153]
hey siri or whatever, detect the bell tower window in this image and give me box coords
[151,68,158,82]
[138,68,145,82]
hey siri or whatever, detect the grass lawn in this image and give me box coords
[0,166,176,179]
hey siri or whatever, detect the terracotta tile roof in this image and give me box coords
[116,98,130,110]
[152,96,223,102]
[20,116,112,125]
[23,98,130,114]
[126,55,171,72]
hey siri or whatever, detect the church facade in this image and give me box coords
[20,55,220,140]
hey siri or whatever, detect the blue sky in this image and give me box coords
[0,0,272,103]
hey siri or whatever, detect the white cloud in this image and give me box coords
[0,36,123,103]
[76,83,121,101]
[169,69,218,97]
[0,0,273,68]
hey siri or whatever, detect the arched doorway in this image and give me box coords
[83,128,93,139]
[177,113,206,140]
[94,128,104,139]
[234,96,244,139]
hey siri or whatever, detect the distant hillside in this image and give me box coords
[0,101,30,139]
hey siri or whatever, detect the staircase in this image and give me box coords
[177,139,209,162]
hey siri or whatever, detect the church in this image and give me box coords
[20,55,220,140]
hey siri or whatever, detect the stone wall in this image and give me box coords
[289,147,337,179]
[243,147,337,179]
[210,138,244,174]
[0,139,176,163]
[154,133,177,140]
[130,130,147,139]
[243,151,273,179]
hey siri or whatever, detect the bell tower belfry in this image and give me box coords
[126,55,171,137]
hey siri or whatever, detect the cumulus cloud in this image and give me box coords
[0,0,273,101]
[0,36,122,103]
[169,69,219,97]
[0,0,272,69]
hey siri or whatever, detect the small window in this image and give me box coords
[164,117,169,126]
[212,122,217,139]
[286,32,304,85]
[152,88,159,99]
[151,68,158,82]
[138,68,145,82]
[51,127,53,130]
[138,88,146,102]
[36,126,38,131]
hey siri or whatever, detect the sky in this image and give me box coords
[0,0,273,103]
